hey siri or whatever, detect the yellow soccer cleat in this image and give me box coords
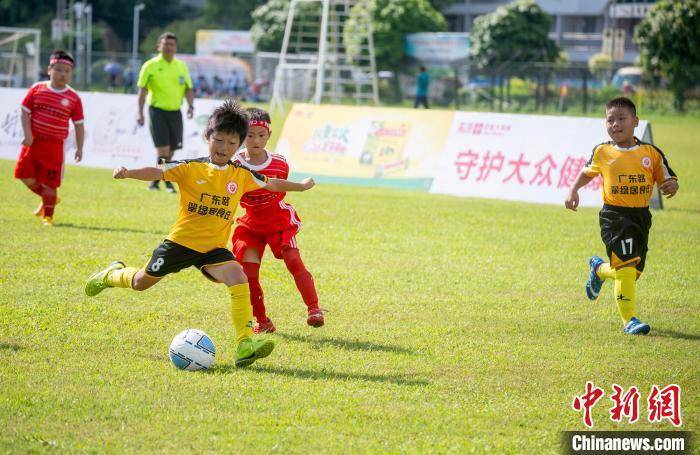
[41,216,54,226]
[234,337,275,368]
[85,261,125,296]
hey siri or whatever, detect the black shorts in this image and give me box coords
[599,204,652,272]
[145,240,236,281]
[149,106,183,151]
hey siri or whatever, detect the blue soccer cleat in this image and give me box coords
[623,317,651,335]
[585,256,606,300]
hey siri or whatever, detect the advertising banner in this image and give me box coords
[430,111,652,207]
[275,103,453,186]
[0,88,224,170]
[195,30,255,55]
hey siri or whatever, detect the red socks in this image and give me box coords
[242,262,266,322]
[282,248,319,310]
[241,249,319,323]
[41,186,57,218]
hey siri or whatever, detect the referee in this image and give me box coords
[136,32,194,193]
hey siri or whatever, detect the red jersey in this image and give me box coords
[21,82,84,142]
[235,151,290,213]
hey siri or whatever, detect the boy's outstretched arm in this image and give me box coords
[266,177,315,193]
[565,172,594,211]
[113,166,164,181]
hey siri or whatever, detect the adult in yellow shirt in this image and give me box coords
[137,32,194,193]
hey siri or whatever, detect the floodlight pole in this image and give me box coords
[85,4,92,88]
[132,3,145,86]
[74,1,84,86]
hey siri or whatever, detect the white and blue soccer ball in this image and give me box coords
[169,329,216,371]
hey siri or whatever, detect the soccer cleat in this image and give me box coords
[41,216,54,226]
[253,318,276,334]
[148,181,160,191]
[307,308,325,327]
[585,255,606,300]
[34,197,61,216]
[164,181,177,194]
[623,317,651,335]
[85,261,125,297]
[234,337,275,367]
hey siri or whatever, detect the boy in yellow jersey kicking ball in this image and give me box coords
[565,97,678,335]
[84,99,315,366]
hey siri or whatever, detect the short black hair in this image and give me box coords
[605,97,637,116]
[205,99,248,141]
[158,32,177,43]
[245,106,271,123]
[49,50,74,66]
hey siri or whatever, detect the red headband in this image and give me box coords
[50,58,74,68]
[249,120,270,130]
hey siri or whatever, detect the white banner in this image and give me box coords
[0,88,225,170]
[195,30,255,55]
[430,111,652,207]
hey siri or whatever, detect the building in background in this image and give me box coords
[442,0,657,63]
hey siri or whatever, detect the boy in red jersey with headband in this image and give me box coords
[232,107,323,333]
[14,50,85,226]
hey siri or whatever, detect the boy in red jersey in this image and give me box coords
[232,107,323,333]
[14,50,84,226]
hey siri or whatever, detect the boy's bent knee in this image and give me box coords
[131,271,159,291]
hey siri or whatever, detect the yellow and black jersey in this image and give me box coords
[583,138,677,208]
[161,157,268,252]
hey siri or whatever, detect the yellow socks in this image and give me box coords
[614,266,636,323]
[229,284,254,344]
[596,263,617,280]
[106,267,138,289]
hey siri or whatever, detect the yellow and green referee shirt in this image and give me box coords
[161,158,268,253]
[137,54,193,111]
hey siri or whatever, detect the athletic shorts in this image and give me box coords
[145,239,236,281]
[599,204,652,272]
[232,207,302,260]
[14,139,64,188]
[149,106,183,151]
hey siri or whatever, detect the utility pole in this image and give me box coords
[132,3,146,87]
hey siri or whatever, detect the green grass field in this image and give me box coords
[1,114,698,453]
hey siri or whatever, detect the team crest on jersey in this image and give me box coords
[226,181,238,194]
[641,156,652,168]
[61,98,69,107]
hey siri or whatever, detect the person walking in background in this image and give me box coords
[136,32,194,193]
[414,66,430,109]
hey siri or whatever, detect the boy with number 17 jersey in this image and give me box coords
[565,97,678,335]
[232,107,323,334]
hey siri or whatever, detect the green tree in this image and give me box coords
[470,0,560,69]
[250,0,319,52]
[634,0,700,112]
[344,0,446,70]
[588,52,613,83]
[345,0,446,101]
[203,0,264,30]
[139,17,217,55]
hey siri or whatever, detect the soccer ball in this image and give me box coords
[169,329,216,371]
